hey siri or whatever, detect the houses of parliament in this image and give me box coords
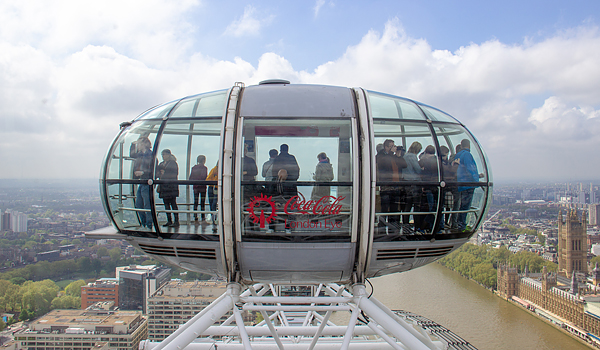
[497,209,600,344]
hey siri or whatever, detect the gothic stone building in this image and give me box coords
[558,209,587,277]
[497,265,600,338]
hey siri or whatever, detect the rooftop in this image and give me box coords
[23,309,144,334]
[150,280,227,300]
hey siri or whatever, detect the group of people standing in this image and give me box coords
[129,137,333,231]
[130,135,218,230]
[189,155,218,226]
[130,134,478,234]
[376,138,480,233]
[240,144,334,233]
[256,144,334,202]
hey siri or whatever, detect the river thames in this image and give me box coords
[369,263,591,350]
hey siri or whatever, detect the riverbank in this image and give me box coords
[495,290,598,349]
[436,262,597,349]
[371,263,590,350]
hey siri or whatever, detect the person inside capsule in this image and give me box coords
[130,135,153,230]
[189,155,208,224]
[156,149,180,228]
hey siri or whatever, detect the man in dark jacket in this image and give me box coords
[376,139,406,230]
[271,144,300,196]
[189,155,208,222]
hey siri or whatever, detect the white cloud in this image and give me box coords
[223,5,274,38]
[529,96,600,140]
[314,0,325,18]
[0,0,199,68]
[313,0,334,18]
[1,6,600,181]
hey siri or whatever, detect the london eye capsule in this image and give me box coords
[91,80,492,284]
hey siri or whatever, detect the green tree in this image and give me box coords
[20,280,60,318]
[23,241,37,250]
[19,309,30,321]
[65,280,86,298]
[96,246,109,257]
[109,247,122,262]
[51,295,80,309]
[77,257,92,273]
[8,277,25,286]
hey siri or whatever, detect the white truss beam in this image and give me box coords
[139,283,447,350]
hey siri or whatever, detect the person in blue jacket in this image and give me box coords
[454,139,479,231]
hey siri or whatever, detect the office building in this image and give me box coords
[146,280,228,340]
[1,209,27,233]
[13,309,147,350]
[590,204,600,226]
[81,278,119,309]
[117,265,171,313]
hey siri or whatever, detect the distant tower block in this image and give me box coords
[558,209,587,277]
[590,204,600,226]
[593,263,600,286]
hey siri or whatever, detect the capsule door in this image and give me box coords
[228,85,359,284]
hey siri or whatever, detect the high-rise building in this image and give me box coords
[81,278,119,309]
[578,190,586,205]
[147,280,228,340]
[558,209,588,277]
[12,211,27,233]
[13,309,147,350]
[1,211,10,231]
[1,209,27,232]
[590,204,600,226]
[117,265,171,313]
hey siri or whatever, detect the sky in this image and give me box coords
[1,0,600,182]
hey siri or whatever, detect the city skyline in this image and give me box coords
[1,1,600,182]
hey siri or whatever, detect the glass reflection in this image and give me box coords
[368,92,426,120]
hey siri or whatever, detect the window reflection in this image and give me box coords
[368,92,425,120]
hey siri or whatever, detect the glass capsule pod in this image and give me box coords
[96,81,492,284]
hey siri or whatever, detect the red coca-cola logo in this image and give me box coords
[248,193,345,229]
[283,193,345,215]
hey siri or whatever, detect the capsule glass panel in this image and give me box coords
[240,118,353,241]
[136,101,178,120]
[106,121,161,180]
[368,91,426,120]
[153,119,222,231]
[434,124,488,183]
[168,90,228,118]
[105,120,162,233]
[103,90,227,236]
[434,124,489,234]
[372,120,440,237]
[419,105,459,123]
